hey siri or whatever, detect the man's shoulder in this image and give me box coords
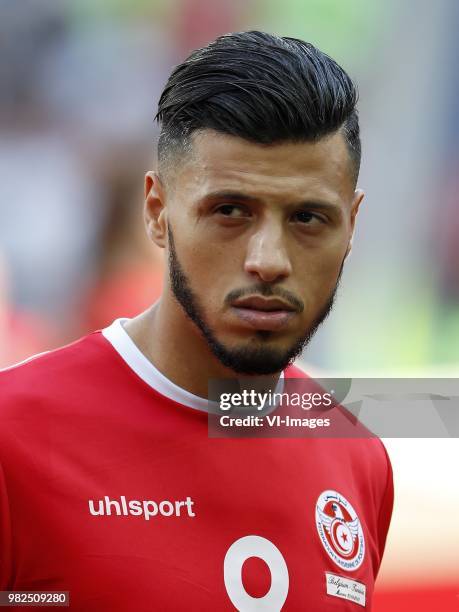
[283,362,392,471]
[0,331,111,409]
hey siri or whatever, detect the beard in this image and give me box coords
[168,226,343,375]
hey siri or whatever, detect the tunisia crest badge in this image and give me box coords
[315,490,365,571]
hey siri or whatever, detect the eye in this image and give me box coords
[291,210,324,225]
[215,204,250,218]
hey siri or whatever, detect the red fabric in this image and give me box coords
[0,333,393,610]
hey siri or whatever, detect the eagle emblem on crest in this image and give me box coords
[315,490,365,571]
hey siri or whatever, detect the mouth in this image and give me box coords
[230,296,297,331]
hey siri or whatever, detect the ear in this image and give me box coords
[144,171,167,248]
[345,188,364,259]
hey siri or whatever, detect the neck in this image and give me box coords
[123,293,281,399]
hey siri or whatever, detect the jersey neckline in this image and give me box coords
[102,318,284,413]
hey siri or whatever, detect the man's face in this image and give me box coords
[148,129,363,375]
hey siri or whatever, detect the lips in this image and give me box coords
[231,295,297,331]
[232,296,296,312]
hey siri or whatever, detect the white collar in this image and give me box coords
[102,318,284,413]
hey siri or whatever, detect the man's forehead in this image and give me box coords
[174,129,355,202]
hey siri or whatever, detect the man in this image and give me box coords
[0,31,393,610]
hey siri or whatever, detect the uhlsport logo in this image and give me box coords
[315,490,365,571]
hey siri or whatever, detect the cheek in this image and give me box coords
[293,243,346,298]
[299,237,345,266]
[176,235,242,301]
[186,243,238,278]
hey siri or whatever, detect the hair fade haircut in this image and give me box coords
[156,30,361,182]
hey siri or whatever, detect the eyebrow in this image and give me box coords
[201,190,342,214]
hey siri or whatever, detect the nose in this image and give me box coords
[244,220,292,283]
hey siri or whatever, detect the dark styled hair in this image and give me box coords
[156,30,361,182]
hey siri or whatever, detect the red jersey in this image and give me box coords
[0,319,393,611]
